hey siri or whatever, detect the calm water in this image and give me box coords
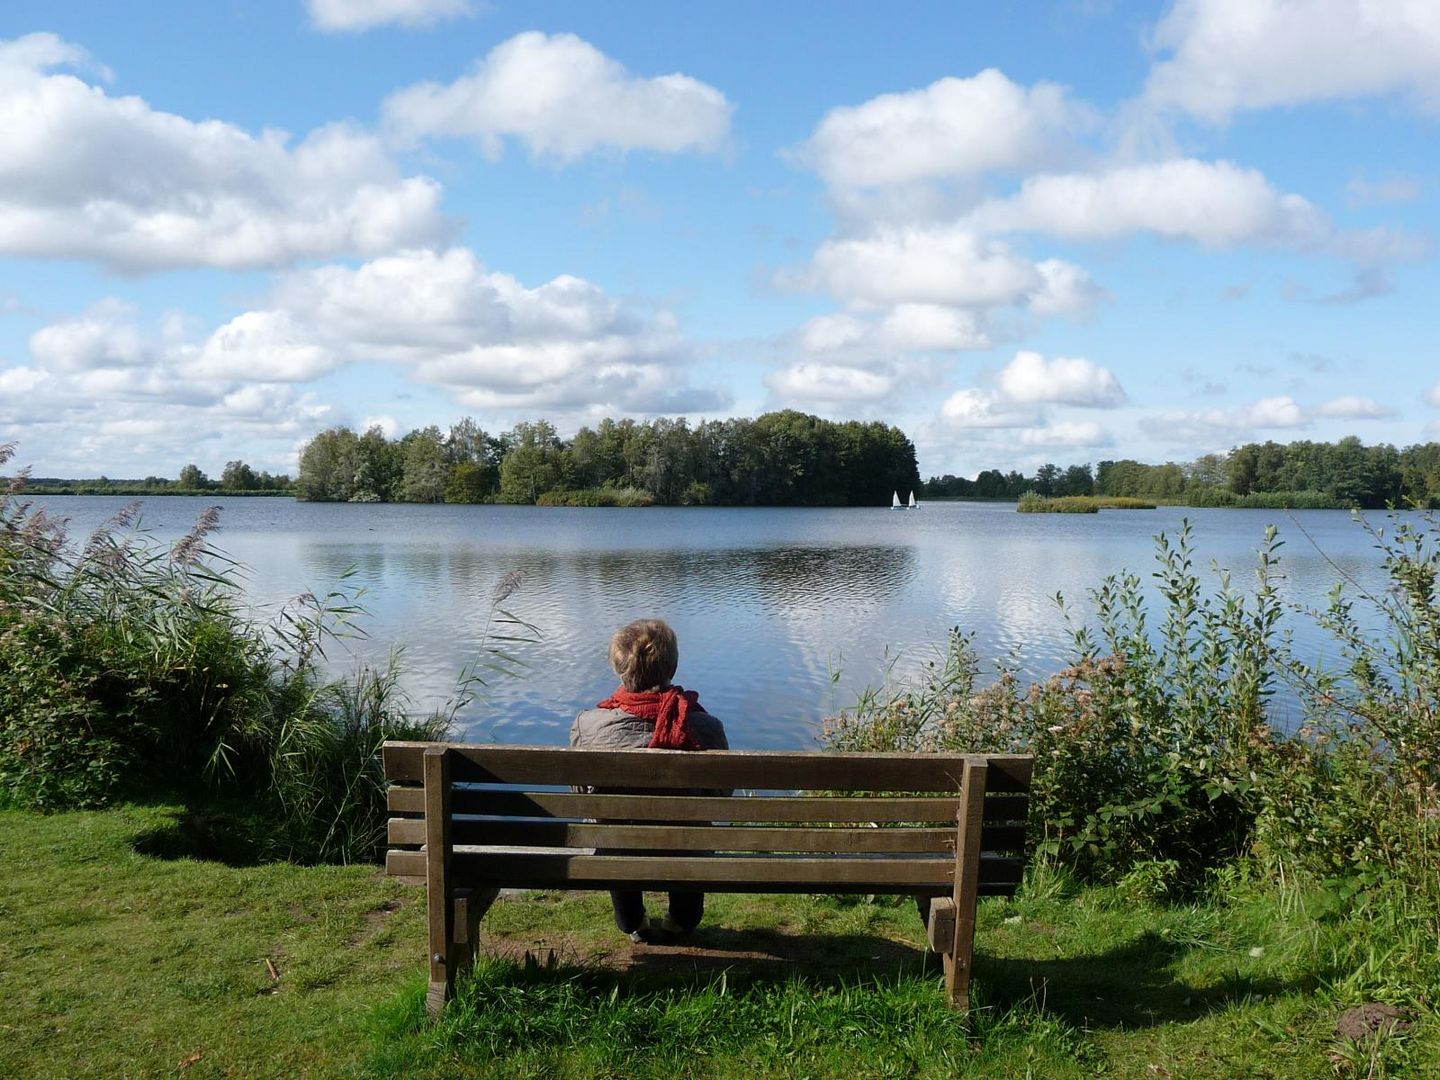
[31,497,1399,747]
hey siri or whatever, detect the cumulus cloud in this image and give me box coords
[0,33,449,271]
[796,305,991,358]
[791,68,1095,188]
[1203,395,1308,429]
[193,248,723,413]
[1019,420,1112,448]
[189,311,339,382]
[307,0,477,32]
[3,304,335,477]
[1140,395,1315,443]
[792,224,1100,315]
[967,160,1327,248]
[766,361,902,406]
[28,300,149,370]
[996,351,1127,407]
[0,365,50,396]
[1314,395,1397,420]
[1145,0,1440,122]
[938,389,1043,430]
[382,32,733,160]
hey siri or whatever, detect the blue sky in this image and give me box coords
[1,0,1437,478]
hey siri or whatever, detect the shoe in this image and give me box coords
[627,917,653,944]
[658,915,691,936]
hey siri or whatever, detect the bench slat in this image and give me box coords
[387,819,1024,853]
[386,787,1028,824]
[384,849,1025,891]
[383,743,1032,793]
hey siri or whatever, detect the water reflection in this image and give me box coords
[29,496,1406,748]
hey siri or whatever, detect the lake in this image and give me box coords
[28,496,1399,748]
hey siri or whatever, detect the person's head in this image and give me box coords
[609,618,678,692]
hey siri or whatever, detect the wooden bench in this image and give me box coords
[382,741,1033,1014]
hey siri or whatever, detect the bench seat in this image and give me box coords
[382,741,1033,1014]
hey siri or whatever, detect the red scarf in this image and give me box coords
[597,686,703,750]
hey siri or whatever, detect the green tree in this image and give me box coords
[220,460,259,490]
[498,421,568,503]
[399,426,448,503]
[177,464,208,490]
[296,427,359,502]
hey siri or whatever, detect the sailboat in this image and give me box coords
[891,491,902,510]
[907,491,919,510]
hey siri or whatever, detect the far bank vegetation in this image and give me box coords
[295,412,921,507]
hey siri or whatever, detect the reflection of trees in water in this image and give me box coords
[533,545,916,608]
[301,542,916,613]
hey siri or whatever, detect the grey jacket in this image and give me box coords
[570,702,730,797]
[569,704,730,752]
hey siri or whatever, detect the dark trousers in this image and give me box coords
[610,890,704,934]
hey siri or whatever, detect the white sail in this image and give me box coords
[891,491,902,509]
[907,491,918,509]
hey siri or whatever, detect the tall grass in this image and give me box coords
[826,511,1440,996]
[0,442,539,862]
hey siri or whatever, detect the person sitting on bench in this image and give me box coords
[570,618,730,942]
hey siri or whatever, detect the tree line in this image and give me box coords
[294,411,922,507]
[23,461,292,496]
[924,436,1440,509]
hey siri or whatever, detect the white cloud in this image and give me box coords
[1030,259,1110,316]
[1145,0,1440,121]
[996,351,1127,407]
[211,248,720,413]
[0,365,50,396]
[1200,395,1309,430]
[1426,383,1440,408]
[797,304,990,356]
[1314,395,1397,419]
[1019,421,1112,448]
[795,224,1098,314]
[28,300,148,370]
[189,311,339,382]
[879,304,990,350]
[307,0,477,32]
[938,389,1043,429]
[382,32,733,161]
[791,68,1094,187]
[766,361,900,405]
[968,160,1327,248]
[0,33,449,271]
[360,414,402,438]
[1347,173,1423,207]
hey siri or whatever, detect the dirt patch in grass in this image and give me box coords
[479,922,931,981]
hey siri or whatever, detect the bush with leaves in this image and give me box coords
[828,521,1285,886]
[0,443,539,862]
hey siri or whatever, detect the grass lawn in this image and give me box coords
[2,805,1434,1078]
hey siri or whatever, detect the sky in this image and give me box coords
[0,0,1438,480]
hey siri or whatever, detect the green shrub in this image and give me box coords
[535,487,655,507]
[0,443,538,862]
[828,521,1283,886]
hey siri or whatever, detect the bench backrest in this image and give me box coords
[383,742,1032,896]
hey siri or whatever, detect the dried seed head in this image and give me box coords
[491,569,526,604]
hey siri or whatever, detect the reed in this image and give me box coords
[0,442,539,862]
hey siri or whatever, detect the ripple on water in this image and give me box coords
[26,497,1409,748]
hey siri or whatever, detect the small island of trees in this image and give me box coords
[294,411,922,507]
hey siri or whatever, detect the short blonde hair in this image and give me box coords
[609,619,678,692]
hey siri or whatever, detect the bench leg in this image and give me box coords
[944,758,989,1012]
[925,896,974,1008]
[426,887,500,1016]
